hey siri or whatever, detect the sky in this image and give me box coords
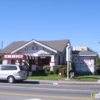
[0,0,100,54]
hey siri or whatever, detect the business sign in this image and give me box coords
[70,72,74,78]
[72,56,94,72]
[38,53,51,56]
[66,46,72,61]
[3,54,25,59]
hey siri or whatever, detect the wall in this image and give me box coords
[17,43,53,56]
[16,43,59,69]
[54,43,71,65]
[15,42,68,69]
[72,56,96,75]
[72,46,89,51]
[2,60,7,64]
[55,53,66,65]
[61,45,67,65]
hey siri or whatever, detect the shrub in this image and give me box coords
[43,66,50,73]
[32,70,47,76]
[48,71,54,75]
[60,65,67,68]
[59,67,67,76]
[53,65,61,74]
[96,67,100,74]
[71,62,76,72]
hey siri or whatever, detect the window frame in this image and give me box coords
[36,46,38,50]
[31,46,34,50]
[1,65,17,71]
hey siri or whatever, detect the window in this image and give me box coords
[25,47,28,51]
[36,46,38,50]
[1,66,17,70]
[42,47,45,50]
[31,46,34,50]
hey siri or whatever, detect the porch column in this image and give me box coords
[50,55,55,71]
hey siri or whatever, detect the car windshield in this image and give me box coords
[19,66,26,71]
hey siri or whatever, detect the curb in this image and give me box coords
[26,79,100,85]
[39,82,100,85]
[58,83,100,85]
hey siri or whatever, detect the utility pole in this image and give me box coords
[67,60,69,80]
[66,43,71,80]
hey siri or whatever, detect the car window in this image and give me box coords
[19,66,26,71]
[1,66,17,70]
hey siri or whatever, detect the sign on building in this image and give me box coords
[3,54,25,59]
[66,44,72,62]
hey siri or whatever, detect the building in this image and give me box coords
[0,39,70,72]
[0,40,97,75]
[72,46,89,51]
[72,47,97,75]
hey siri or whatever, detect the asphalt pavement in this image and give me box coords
[0,81,99,100]
[0,79,100,100]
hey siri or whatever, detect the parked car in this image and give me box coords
[0,64,27,83]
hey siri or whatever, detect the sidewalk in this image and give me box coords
[26,79,100,85]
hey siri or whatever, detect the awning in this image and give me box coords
[25,54,35,60]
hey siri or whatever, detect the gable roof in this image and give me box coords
[72,50,97,56]
[40,39,69,52]
[0,41,28,53]
[0,39,69,54]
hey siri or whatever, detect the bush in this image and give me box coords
[53,65,67,76]
[71,62,75,72]
[60,65,67,68]
[48,71,54,75]
[59,67,67,76]
[96,67,100,74]
[43,66,50,73]
[53,65,61,74]
[32,70,47,76]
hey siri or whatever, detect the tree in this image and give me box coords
[96,54,100,65]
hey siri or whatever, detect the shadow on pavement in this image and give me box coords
[21,80,40,84]
[0,80,40,84]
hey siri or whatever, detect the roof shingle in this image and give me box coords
[0,41,28,53]
[40,39,69,52]
[72,50,97,56]
[0,39,69,53]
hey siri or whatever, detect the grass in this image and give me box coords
[28,74,65,80]
[28,74,100,81]
[72,75,100,82]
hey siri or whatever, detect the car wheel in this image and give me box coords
[7,76,15,83]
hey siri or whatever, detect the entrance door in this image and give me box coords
[58,56,60,65]
[11,60,15,64]
[40,57,51,65]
